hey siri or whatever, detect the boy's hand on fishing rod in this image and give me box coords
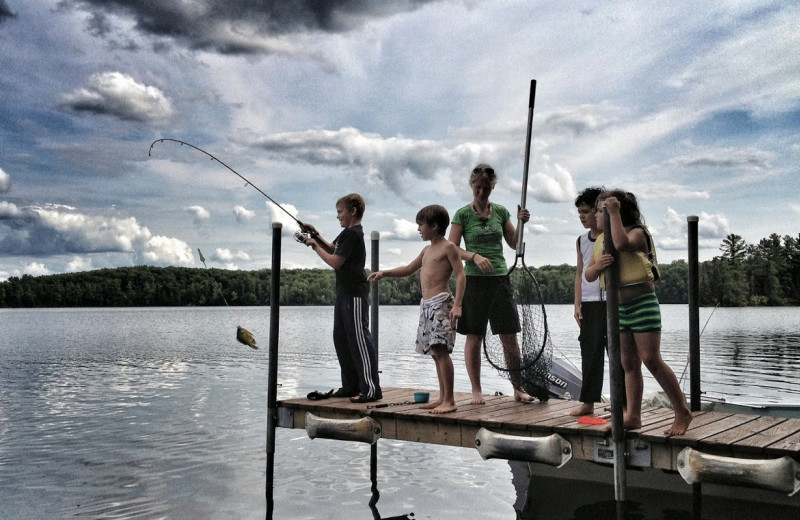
[517,205,530,223]
[300,223,319,237]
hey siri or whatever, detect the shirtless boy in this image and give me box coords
[368,205,465,414]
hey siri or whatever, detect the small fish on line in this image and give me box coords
[236,326,258,349]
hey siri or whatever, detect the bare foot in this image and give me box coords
[664,409,693,436]
[420,399,442,410]
[429,402,458,414]
[570,403,595,416]
[623,412,642,430]
[514,388,535,403]
[471,391,485,405]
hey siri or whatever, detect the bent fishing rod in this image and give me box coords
[148,138,316,240]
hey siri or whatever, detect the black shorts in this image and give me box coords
[457,276,521,336]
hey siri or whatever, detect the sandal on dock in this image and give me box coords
[306,389,334,400]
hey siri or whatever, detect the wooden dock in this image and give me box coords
[277,386,800,506]
[278,387,800,465]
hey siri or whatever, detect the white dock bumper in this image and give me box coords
[677,447,800,496]
[305,413,381,445]
[474,428,572,467]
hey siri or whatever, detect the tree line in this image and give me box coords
[1,233,798,308]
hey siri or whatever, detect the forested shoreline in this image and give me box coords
[1,231,798,308]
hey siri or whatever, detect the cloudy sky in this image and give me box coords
[1,1,798,279]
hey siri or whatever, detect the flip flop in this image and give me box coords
[306,389,334,401]
[577,416,608,425]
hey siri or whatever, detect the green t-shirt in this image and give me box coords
[452,203,511,276]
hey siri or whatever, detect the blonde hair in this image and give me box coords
[469,163,498,189]
[336,193,365,219]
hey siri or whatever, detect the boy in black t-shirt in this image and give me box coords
[300,194,382,403]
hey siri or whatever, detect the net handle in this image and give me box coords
[516,79,537,257]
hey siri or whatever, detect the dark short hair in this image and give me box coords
[575,186,605,208]
[416,204,450,236]
[336,193,365,219]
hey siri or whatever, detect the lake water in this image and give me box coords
[1,305,799,519]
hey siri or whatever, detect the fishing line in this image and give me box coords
[148,138,316,242]
[678,302,720,385]
[198,247,258,350]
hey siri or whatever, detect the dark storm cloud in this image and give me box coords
[68,0,437,54]
[0,0,15,20]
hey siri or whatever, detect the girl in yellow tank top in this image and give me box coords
[584,190,692,438]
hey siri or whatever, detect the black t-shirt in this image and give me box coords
[333,225,368,298]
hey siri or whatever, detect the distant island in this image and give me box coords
[1,231,798,308]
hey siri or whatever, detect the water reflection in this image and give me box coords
[368,446,415,519]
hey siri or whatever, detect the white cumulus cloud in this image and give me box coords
[392,218,420,240]
[233,205,255,223]
[67,256,93,272]
[61,71,174,123]
[24,261,50,276]
[0,204,194,267]
[185,205,211,224]
[0,167,10,193]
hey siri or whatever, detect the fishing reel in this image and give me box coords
[294,229,311,245]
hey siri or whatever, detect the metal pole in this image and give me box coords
[687,215,702,515]
[368,231,380,508]
[266,222,282,520]
[687,216,701,411]
[370,231,380,357]
[603,209,627,503]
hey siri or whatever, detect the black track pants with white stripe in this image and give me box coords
[333,294,381,398]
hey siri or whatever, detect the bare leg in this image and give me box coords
[423,346,457,414]
[620,332,643,429]
[499,333,534,402]
[419,352,445,410]
[464,334,485,404]
[635,331,693,435]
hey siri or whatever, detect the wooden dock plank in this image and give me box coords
[765,423,800,454]
[703,415,789,452]
[735,417,800,453]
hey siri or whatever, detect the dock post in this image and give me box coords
[603,208,627,503]
[687,215,701,515]
[369,230,380,503]
[687,216,701,411]
[370,231,380,358]
[266,222,282,520]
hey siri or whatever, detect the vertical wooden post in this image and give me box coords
[603,209,627,503]
[370,231,380,357]
[266,222,282,520]
[687,216,701,411]
[369,231,380,503]
[687,215,702,515]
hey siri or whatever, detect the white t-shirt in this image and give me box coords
[579,231,604,302]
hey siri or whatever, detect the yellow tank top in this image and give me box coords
[593,233,655,289]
